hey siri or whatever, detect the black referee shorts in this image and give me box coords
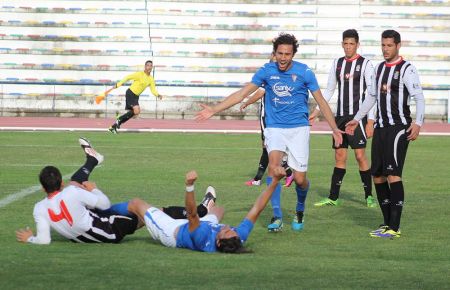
[332,115,368,149]
[125,89,139,110]
[371,124,410,177]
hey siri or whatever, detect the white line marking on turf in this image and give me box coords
[0,174,72,208]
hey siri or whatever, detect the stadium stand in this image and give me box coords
[0,0,449,120]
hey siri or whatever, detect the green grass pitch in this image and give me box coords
[1,131,449,289]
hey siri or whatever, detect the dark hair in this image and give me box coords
[342,29,359,42]
[145,60,153,65]
[382,30,401,44]
[217,236,243,253]
[272,33,298,55]
[39,166,62,193]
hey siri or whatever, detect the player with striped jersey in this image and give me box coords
[346,30,425,238]
[310,29,376,208]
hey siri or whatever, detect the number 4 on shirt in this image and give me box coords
[48,200,73,226]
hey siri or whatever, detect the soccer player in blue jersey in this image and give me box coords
[126,167,286,253]
[196,33,343,232]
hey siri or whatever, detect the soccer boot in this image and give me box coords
[366,196,377,208]
[369,224,388,235]
[284,174,294,187]
[267,217,283,232]
[108,124,118,134]
[245,179,261,186]
[201,186,217,212]
[78,137,104,164]
[314,197,341,207]
[370,227,401,238]
[291,211,304,232]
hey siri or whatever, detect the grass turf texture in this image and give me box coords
[0,131,449,289]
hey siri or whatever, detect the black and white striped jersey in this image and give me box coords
[373,57,424,128]
[322,55,375,118]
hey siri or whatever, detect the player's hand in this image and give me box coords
[407,123,421,141]
[272,166,287,182]
[365,120,375,139]
[82,181,97,191]
[195,104,215,121]
[16,227,33,243]
[185,170,198,186]
[345,120,359,135]
[239,102,249,111]
[332,128,344,148]
[309,109,320,126]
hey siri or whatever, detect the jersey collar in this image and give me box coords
[385,56,403,67]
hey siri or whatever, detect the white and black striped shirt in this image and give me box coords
[322,55,375,119]
[355,57,425,127]
[374,58,424,127]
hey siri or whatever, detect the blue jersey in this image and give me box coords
[175,218,254,252]
[251,61,320,128]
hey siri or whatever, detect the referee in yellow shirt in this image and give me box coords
[109,60,163,134]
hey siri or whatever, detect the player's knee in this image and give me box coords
[128,198,148,216]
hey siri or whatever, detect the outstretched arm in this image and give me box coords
[245,166,286,223]
[196,83,259,121]
[240,88,265,111]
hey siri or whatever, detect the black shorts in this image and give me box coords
[71,210,138,243]
[125,89,139,110]
[332,115,368,149]
[371,124,410,177]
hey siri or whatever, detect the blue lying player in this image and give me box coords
[127,167,287,253]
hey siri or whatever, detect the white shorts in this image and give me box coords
[144,207,219,248]
[264,126,310,172]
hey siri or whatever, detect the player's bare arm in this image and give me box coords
[240,88,265,111]
[311,89,343,147]
[185,170,200,232]
[246,166,286,223]
[196,83,259,121]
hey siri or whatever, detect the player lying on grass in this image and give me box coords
[15,138,216,244]
[125,166,286,253]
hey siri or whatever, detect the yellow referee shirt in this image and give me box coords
[116,71,159,97]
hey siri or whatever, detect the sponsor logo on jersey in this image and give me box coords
[381,84,389,94]
[272,82,293,97]
[356,65,361,72]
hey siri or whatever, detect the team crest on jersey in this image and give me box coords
[356,65,361,72]
[394,71,399,79]
[291,74,297,82]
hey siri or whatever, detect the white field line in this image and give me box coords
[0,174,72,208]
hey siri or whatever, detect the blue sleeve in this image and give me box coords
[305,67,320,92]
[251,66,266,87]
[235,218,254,243]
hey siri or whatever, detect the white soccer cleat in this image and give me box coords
[78,137,104,164]
[201,186,217,212]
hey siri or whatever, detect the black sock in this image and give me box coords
[374,182,391,226]
[329,167,346,201]
[162,205,208,219]
[388,181,404,231]
[359,169,372,199]
[70,156,98,183]
[116,110,134,127]
[254,147,268,180]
